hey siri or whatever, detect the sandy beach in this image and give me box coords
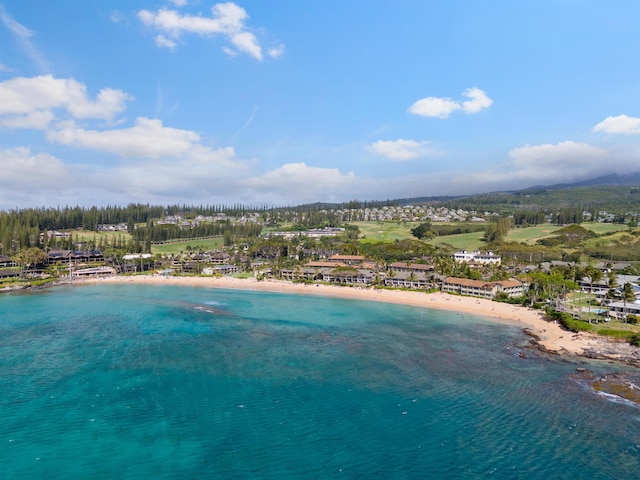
[77,274,640,365]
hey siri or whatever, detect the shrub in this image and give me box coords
[545,307,593,332]
[493,293,525,305]
[597,329,634,340]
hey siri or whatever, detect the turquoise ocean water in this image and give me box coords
[1,283,639,479]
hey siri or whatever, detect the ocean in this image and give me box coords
[1,283,639,479]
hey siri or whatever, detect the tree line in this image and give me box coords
[0,204,266,255]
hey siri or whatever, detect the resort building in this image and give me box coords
[327,254,365,265]
[321,268,376,285]
[384,262,434,289]
[0,255,15,267]
[607,300,640,320]
[442,277,525,299]
[210,252,232,265]
[452,250,501,266]
[47,250,105,264]
[384,271,430,289]
[72,266,117,278]
[279,260,377,286]
[388,262,434,274]
[0,269,20,279]
[217,264,241,275]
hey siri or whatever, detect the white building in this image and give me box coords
[607,300,640,320]
[452,250,501,265]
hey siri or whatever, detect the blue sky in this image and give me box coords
[1,1,640,209]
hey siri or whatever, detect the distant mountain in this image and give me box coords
[521,173,640,192]
[290,174,640,211]
[390,174,640,210]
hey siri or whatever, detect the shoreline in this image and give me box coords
[70,274,640,366]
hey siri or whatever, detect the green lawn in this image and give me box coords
[427,231,487,251]
[352,221,417,243]
[582,223,630,235]
[506,225,561,245]
[504,223,630,245]
[66,229,132,244]
[65,229,223,254]
[151,237,224,254]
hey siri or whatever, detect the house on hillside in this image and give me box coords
[452,251,501,266]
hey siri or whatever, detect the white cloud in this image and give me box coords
[0,5,48,73]
[169,0,188,6]
[408,96,459,119]
[0,63,11,72]
[155,34,177,49]
[110,12,125,24]
[0,75,132,121]
[460,87,493,114]
[47,117,202,158]
[230,31,262,60]
[368,139,439,161]
[593,114,640,135]
[222,46,238,57]
[449,141,613,192]
[66,85,133,120]
[0,110,54,129]
[508,141,608,168]
[137,2,283,61]
[242,163,356,202]
[0,147,67,187]
[403,140,632,197]
[105,149,243,198]
[408,87,492,118]
[268,44,285,58]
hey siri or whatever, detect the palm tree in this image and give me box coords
[622,282,636,323]
[584,266,603,322]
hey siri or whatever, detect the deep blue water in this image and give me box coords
[1,283,639,479]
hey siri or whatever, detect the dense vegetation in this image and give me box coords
[1,181,639,263]
[0,204,268,255]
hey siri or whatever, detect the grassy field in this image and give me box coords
[506,225,560,244]
[353,221,631,251]
[151,237,225,254]
[64,229,132,245]
[427,231,487,251]
[64,221,631,255]
[505,223,629,245]
[63,228,224,254]
[582,223,630,235]
[353,221,416,243]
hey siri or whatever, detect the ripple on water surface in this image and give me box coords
[0,284,639,479]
